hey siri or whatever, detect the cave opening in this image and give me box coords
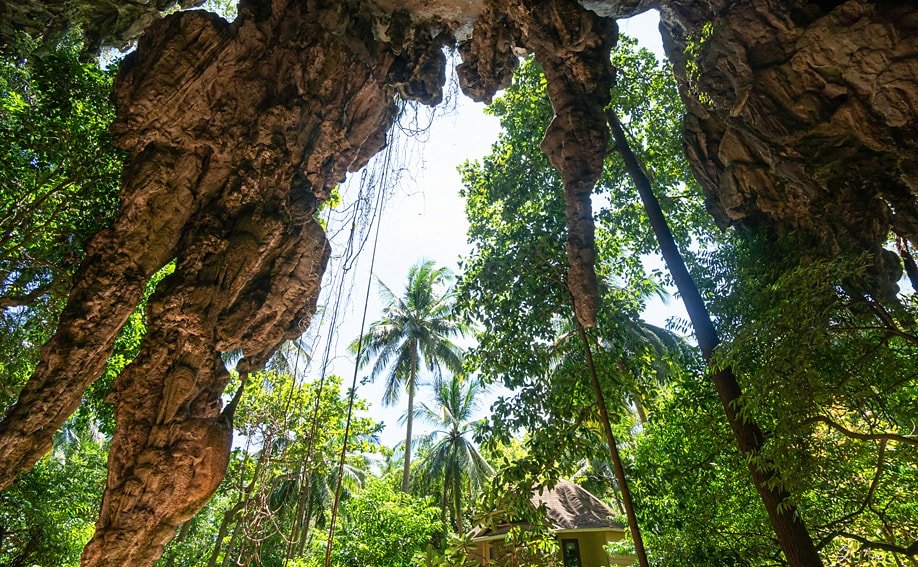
[0,0,916,565]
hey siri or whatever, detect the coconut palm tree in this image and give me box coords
[351,260,466,492]
[413,374,492,533]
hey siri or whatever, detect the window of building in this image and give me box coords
[561,538,582,567]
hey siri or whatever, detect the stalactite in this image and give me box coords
[1,1,448,564]
[458,0,616,327]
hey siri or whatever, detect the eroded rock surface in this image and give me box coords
[659,0,918,294]
[0,0,208,53]
[459,0,617,327]
[0,0,447,563]
[1,0,917,564]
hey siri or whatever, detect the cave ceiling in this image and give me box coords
[0,0,915,565]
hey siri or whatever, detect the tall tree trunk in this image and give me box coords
[618,360,648,425]
[576,322,649,567]
[207,501,244,567]
[896,236,918,292]
[610,484,626,515]
[607,109,823,567]
[402,344,418,493]
[453,469,465,534]
[441,477,450,527]
[300,488,315,553]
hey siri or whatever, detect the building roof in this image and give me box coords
[534,479,623,531]
[472,479,624,540]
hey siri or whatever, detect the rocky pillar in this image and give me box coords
[458,0,617,327]
[0,0,447,564]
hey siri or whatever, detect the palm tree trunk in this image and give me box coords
[299,489,315,555]
[441,478,450,527]
[576,322,649,567]
[209,501,243,567]
[453,471,465,534]
[402,344,418,493]
[618,360,648,425]
[607,109,823,567]
[610,484,626,515]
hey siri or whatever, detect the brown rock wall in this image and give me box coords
[0,1,447,564]
[659,0,917,292]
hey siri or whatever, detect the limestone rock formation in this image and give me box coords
[657,0,918,295]
[0,0,917,565]
[0,0,448,563]
[0,0,207,53]
[458,0,616,327]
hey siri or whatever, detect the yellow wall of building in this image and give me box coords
[473,529,633,567]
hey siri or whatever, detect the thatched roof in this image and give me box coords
[534,479,623,531]
[472,480,623,539]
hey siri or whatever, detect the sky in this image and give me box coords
[296,10,684,451]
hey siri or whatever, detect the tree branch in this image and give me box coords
[0,277,61,308]
[839,532,918,557]
[804,416,918,446]
[816,440,886,551]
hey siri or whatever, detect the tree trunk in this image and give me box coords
[577,322,649,567]
[607,109,823,567]
[453,469,465,534]
[402,345,418,493]
[896,236,918,292]
[207,501,244,567]
[301,489,315,552]
[441,477,450,528]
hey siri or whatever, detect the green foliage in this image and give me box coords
[352,259,467,491]
[312,477,444,567]
[159,372,384,567]
[353,260,466,402]
[701,233,918,564]
[0,429,107,566]
[459,40,707,550]
[629,371,773,564]
[458,39,710,396]
[413,374,493,533]
[456,31,917,566]
[0,33,123,410]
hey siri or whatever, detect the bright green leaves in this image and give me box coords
[0,34,123,413]
[159,372,386,567]
[315,478,444,567]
